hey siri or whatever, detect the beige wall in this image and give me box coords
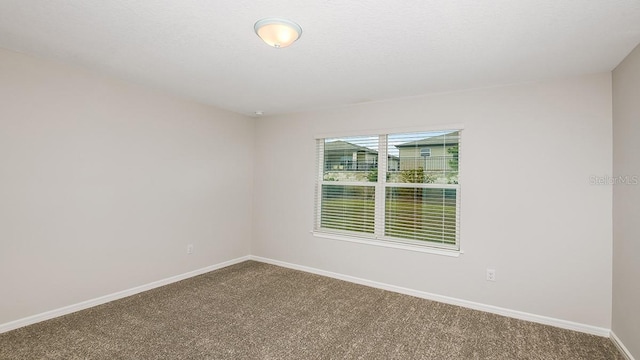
[253,73,613,328]
[0,44,624,340]
[612,43,640,358]
[0,49,254,325]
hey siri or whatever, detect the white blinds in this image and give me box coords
[316,135,378,236]
[320,185,375,234]
[384,187,458,245]
[384,131,460,246]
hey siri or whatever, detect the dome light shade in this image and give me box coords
[254,18,302,48]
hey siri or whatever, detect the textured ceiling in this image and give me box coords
[1,1,639,116]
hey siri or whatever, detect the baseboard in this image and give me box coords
[249,255,611,337]
[1,254,616,341]
[0,255,251,334]
[611,331,636,360]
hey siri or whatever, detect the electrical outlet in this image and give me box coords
[187,244,194,254]
[486,268,496,281]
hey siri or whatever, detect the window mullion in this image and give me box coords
[375,135,387,238]
[315,139,324,230]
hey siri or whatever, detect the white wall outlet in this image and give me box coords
[486,268,496,281]
[187,244,194,254]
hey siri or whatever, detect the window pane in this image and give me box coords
[385,187,457,245]
[316,129,461,251]
[323,136,379,182]
[387,131,459,185]
[321,185,375,233]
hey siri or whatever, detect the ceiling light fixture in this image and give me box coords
[254,18,302,49]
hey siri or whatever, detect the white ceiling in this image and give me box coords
[1,1,639,116]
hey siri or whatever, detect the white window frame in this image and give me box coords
[313,127,462,257]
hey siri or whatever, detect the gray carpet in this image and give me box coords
[0,261,623,359]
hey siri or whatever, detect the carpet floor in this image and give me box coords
[0,261,623,359]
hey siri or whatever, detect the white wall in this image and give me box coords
[0,48,254,325]
[0,45,617,335]
[253,74,613,328]
[613,43,640,358]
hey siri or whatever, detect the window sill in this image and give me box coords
[311,231,462,257]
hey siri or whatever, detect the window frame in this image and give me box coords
[313,127,463,257]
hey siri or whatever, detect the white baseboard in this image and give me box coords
[611,331,636,360]
[0,255,251,334]
[249,255,611,337]
[2,254,619,344]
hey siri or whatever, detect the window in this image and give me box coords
[315,130,461,252]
